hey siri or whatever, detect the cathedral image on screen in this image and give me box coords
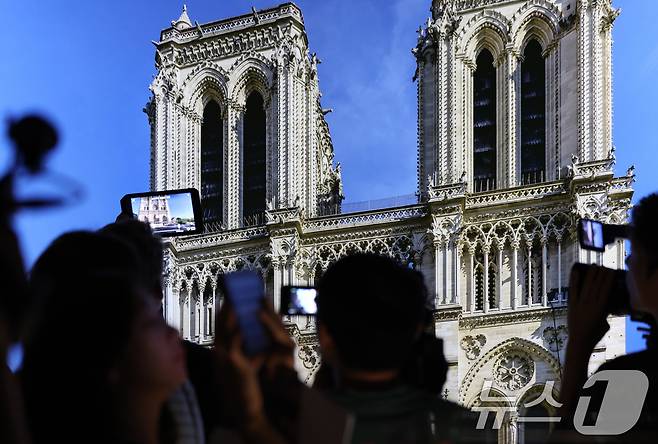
[146,1,633,441]
[136,196,172,227]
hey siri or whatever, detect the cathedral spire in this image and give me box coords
[172,4,193,30]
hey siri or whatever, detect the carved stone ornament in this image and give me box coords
[428,182,467,201]
[297,344,320,370]
[460,334,487,360]
[493,352,534,391]
[543,325,568,352]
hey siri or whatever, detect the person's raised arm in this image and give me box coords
[213,302,292,444]
[0,222,31,444]
[558,265,615,419]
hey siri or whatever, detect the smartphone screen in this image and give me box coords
[281,286,318,315]
[120,188,203,237]
[222,271,269,356]
[579,219,605,252]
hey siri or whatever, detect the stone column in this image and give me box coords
[435,241,445,305]
[544,42,560,180]
[199,284,206,342]
[527,243,533,305]
[469,246,476,312]
[460,58,476,190]
[578,0,617,161]
[497,245,503,309]
[542,237,548,306]
[211,284,217,337]
[227,102,245,229]
[511,241,519,309]
[284,258,293,287]
[155,94,168,190]
[503,412,519,444]
[505,47,521,188]
[172,286,180,333]
[272,258,283,313]
[454,240,461,305]
[483,245,490,313]
[186,293,192,340]
[195,291,201,340]
[557,238,563,301]
[184,111,201,191]
[163,275,178,329]
[441,239,452,304]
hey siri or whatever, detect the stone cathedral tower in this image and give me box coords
[145,4,342,230]
[148,2,633,443]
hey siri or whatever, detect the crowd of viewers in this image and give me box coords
[2,181,658,443]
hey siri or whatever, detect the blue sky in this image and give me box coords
[1,0,656,351]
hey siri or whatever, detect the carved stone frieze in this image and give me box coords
[460,307,568,330]
[428,182,467,202]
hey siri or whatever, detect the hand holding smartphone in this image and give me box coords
[219,271,271,356]
[120,188,203,237]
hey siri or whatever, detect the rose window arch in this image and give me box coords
[493,351,534,391]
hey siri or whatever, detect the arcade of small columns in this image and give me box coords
[432,214,574,315]
[164,209,602,342]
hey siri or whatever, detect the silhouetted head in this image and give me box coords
[24,231,185,443]
[29,230,145,302]
[7,114,58,173]
[100,219,164,301]
[628,193,658,319]
[316,254,426,373]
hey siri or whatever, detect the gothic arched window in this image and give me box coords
[201,100,224,228]
[473,49,497,192]
[243,91,266,225]
[521,40,546,185]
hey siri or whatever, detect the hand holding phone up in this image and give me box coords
[213,272,295,442]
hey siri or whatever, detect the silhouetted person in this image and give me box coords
[558,193,658,443]
[101,220,298,443]
[316,254,489,444]
[101,220,207,443]
[23,232,186,444]
[0,114,58,444]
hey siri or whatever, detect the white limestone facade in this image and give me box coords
[147,2,633,443]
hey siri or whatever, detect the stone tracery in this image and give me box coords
[494,352,535,391]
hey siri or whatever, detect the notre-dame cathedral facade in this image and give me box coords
[147,1,633,442]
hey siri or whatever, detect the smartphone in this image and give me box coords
[120,188,203,237]
[578,218,630,252]
[578,219,605,252]
[220,271,270,356]
[281,286,318,316]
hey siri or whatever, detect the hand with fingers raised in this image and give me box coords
[567,264,615,354]
[558,264,617,422]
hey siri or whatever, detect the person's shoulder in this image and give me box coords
[598,349,658,372]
